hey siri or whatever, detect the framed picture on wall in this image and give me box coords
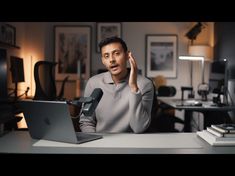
[0,23,16,46]
[96,22,122,52]
[54,26,91,81]
[146,34,178,78]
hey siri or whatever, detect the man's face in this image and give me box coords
[101,42,128,76]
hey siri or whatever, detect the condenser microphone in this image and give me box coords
[82,88,103,116]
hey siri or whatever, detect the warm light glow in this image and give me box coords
[179,56,204,61]
[188,45,213,62]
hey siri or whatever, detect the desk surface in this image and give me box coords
[159,98,235,132]
[1,131,235,154]
[159,98,235,111]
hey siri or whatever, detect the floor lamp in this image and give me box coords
[179,45,213,100]
[179,55,204,98]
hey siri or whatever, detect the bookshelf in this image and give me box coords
[0,41,20,49]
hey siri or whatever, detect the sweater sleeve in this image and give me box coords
[129,80,154,133]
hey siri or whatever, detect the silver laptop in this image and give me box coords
[19,100,102,144]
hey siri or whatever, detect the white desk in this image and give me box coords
[1,131,235,154]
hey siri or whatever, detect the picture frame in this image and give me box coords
[0,23,16,46]
[146,34,178,78]
[54,25,91,81]
[96,22,122,52]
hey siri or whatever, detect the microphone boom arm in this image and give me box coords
[66,97,93,106]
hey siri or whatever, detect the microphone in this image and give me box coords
[82,88,103,116]
[66,88,103,117]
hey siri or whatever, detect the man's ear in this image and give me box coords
[126,51,130,60]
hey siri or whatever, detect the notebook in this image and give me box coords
[19,100,102,144]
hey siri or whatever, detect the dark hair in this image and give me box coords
[99,36,128,52]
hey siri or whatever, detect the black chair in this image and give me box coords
[33,61,69,101]
[0,100,26,132]
[158,86,176,97]
[157,86,178,116]
[146,81,184,133]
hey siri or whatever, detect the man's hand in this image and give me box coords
[128,52,139,93]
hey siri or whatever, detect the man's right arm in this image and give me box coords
[79,79,96,132]
[79,116,96,132]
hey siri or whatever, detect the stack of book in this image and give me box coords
[196,124,235,146]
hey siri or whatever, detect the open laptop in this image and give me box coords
[19,100,102,144]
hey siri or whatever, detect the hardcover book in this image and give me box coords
[207,127,235,137]
[197,130,235,146]
[211,124,235,133]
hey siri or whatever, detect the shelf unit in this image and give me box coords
[0,42,20,49]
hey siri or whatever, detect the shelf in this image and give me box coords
[0,42,20,49]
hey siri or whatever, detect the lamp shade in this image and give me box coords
[188,45,213,62]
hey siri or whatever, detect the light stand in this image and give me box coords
[189,60,194,98]
[197,58,210,101]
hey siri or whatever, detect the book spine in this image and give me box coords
[211,125,235,134]
[211,125,228,133]
[207,127,223,137]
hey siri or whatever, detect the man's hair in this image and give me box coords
[99,36,128,52]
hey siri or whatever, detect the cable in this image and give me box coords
[227,86,234,106]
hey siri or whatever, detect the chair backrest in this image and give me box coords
[33,61,68,101]
[157,86,176,97]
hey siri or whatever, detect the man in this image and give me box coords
[79,36,154,133]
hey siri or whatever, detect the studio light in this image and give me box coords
[185,22,204,41]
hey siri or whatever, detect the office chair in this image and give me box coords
[158,85,184,132]
[157,86,177,116]
[145,79,184,133]
[33,60,69,101]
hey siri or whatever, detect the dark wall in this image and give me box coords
[214,22,235,62]
[214,22,235,80]
[0,49,8,100]
[215,22,235,122]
